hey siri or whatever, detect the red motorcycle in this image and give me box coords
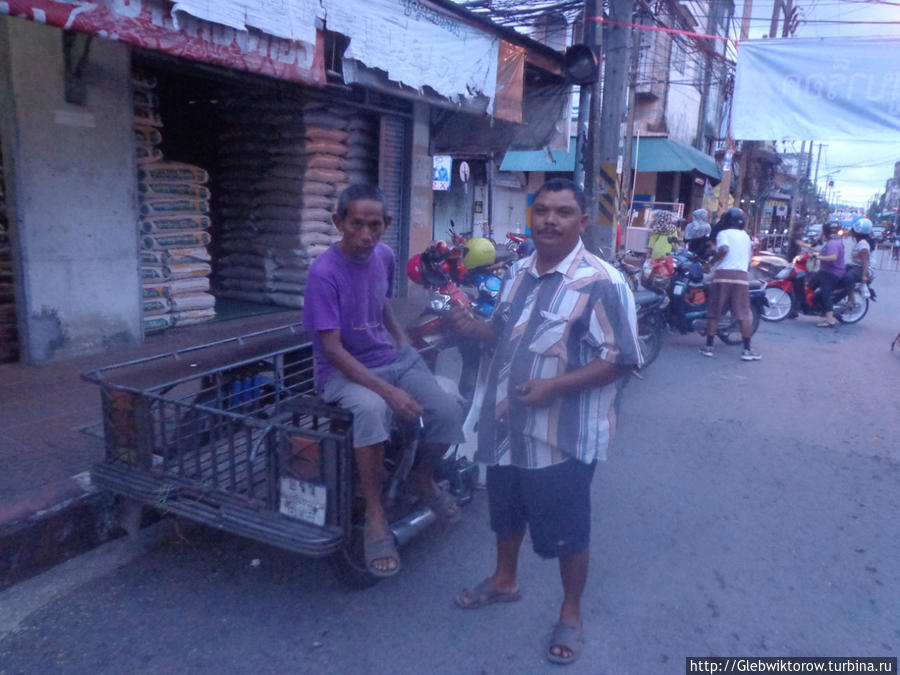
[760,251,874,324]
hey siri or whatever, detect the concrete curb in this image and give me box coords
[0,472,123,591]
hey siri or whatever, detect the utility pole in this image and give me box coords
[572,0,596,191]
[587,0,633,259]
[718,0,753,218]
[618,10,641,243]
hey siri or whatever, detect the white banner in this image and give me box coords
[170,0,498,108]
[733,37,900,141]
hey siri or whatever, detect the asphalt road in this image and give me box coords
[2,272,898,675]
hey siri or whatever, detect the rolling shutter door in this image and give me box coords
[378,114,411,296]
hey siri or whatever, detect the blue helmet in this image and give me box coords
[852,218,873,235]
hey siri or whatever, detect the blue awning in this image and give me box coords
[499,136,721,180]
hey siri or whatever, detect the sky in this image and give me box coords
[733,0,900,207]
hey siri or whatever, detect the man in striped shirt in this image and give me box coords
[450,178,642,665]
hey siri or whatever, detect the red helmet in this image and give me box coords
[407,254,424,285]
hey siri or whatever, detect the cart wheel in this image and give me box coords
[118,497,144,541]
[328,519,382,589]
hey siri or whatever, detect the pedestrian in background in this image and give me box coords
[700,207,761,361]
[450,178,641,666]
[647,209,679,259]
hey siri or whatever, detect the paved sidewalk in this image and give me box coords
[0,310,300,588]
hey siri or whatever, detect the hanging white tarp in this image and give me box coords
[170,0,498,108]
[733,37,900,141]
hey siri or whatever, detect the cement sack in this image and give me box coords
[133,110,163,128]
[299,231,334,246]
[254,205,299,221]
[271,249,311,266]
[143,284,167,299]
[257,233,306,249]
[306,243,331,259]
[303,112,349,130]
[266,292,303,308]
[217,289,271,304]
[144,313,173,332]
[169,277,210,295]
[334,182,351,195]
[305,141,349,157]
[167,261,212,279]
[142,265,170,281]
[139,162,209,184]
[302,127,349,144]
[261,113,300,126]
[169,292,216,312]
[217,141,270,155]
[218,205,254,219]
[142,230,211,250]
[219,156,270,170]
[165,247,212,262]
[302,168,345,184]
[299,220,336,235]
[218,265,269,281]
[139,182,211,200]
[253,192,305,209]
[139,199,209,216]
[217,191,257,206]
[141,214,211,233]
[272,267,308,282]
[256,219,302,235]
[136,146,164,164]
[271,141,343,157]
[172,308,216,326]
[344,157,376,172]
[301,194,335,210]
[255,178,304,194]
[219,128,270,142]
[220,253,276,270]
[301,181,335,197]
[142,250,166,266]
[133,89,158,110]
[219,277,267,292]
[135,126,163,146]
[220,220,258,234]
[305,155,346,171]
[268,281,305,294]
[219,176,263,191]
[143,297,171,315]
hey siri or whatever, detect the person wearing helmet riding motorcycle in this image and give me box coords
[700,208,761,361]
[845,218,873,307]
[809,221,846,327]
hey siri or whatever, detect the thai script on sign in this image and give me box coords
[400,0,464,40]
[780,57,900,115]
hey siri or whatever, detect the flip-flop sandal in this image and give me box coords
[424,488,462,524]
[364,527,400,578]
[455,578,521,609]
[816,321,838,328]
[547,621,584,665]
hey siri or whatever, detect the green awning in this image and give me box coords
[499,136,577,172]
[499,136,721,180]
[632,137,721,179]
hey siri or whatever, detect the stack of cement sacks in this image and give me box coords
[0,147,18,362]
[214,96,379,309]
[133,71,216,331]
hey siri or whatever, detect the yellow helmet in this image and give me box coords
[462,237,496,269]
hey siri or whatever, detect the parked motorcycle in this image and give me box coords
[614,252,667,367]
[759,251,874,323]
[665,250,768,344]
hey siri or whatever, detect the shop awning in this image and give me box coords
[632,137,721,179]
[499,136,721,180]
[498,136,577,172]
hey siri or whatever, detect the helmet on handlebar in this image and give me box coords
[462,237,496,269]
[406,254,425,285]
[852,218,873,235]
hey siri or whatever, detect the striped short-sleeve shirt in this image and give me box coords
[475,240,642,469]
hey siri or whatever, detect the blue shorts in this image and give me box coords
[487,459,596,559]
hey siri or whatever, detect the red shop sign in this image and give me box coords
[1,0,326,86]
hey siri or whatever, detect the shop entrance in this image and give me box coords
[133,54,409,334]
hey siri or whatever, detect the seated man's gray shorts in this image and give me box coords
[322,346,466,448]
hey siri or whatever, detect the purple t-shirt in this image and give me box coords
[303,243,397,389]
[820,238,846,278]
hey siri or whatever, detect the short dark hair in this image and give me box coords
[335,184,387,220]
[534,178,586,213]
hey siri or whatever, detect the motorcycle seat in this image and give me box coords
[633,289,662,306]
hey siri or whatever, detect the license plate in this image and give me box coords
[673,282,685,296]
[279,477,327,526]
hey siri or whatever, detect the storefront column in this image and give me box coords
[409,102,433,261]
[0,18,141,363]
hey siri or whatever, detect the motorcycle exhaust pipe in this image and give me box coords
[391,508,437,548]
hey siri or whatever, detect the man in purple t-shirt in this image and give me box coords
[303,184,464,578]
